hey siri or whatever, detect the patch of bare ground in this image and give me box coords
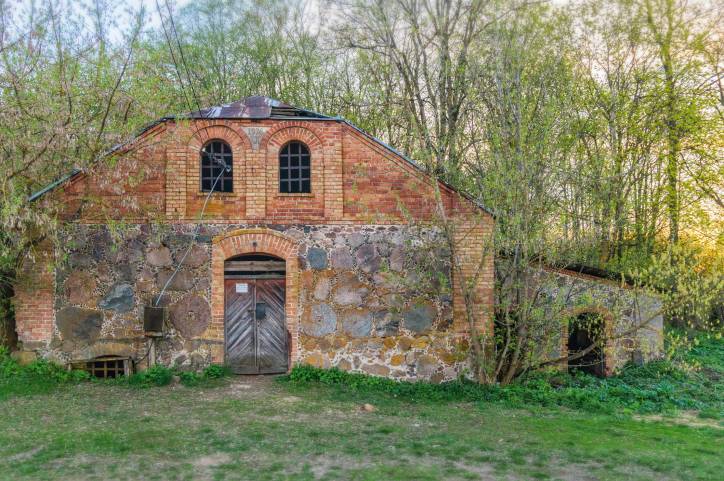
[5,447,42,462]
[199,374,280,400]
[42,453,193,480]
[303,454,376,478]
[193,452,233,480]
[546,461,605,481]
[451,460,501,480]
[634,411,723,429]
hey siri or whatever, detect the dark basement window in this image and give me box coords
[200,140,233,192]
[72,356,131,379]
[279,141,311,194]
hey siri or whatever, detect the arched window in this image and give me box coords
[279,141,311,193]
[201,140,233,192]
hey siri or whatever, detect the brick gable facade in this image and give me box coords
[13,102,494,381]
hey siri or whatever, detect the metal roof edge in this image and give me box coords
[30,116,174,203]
[28,168,83,202]
[107,117,174,155]
[171,115,335,122]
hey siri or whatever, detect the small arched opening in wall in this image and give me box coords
[223,254,289,374]
[562,307,614,377]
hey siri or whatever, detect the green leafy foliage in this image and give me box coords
[282,335,723,417]
[125,363,230,388]
[0,348,90,400]
[175,364,230,386]
[1,346,231,396]
[126,364,174,387]
[202,363,230,379]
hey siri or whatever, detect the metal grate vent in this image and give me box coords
[71,356,132,379]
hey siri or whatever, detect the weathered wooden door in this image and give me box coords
[224,278,288,374]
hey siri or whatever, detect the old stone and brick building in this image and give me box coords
[12,97,662,380]
[13,97,493,381]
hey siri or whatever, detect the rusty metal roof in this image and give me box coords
[187,96,330,120]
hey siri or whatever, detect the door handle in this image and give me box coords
[255,302,267,320]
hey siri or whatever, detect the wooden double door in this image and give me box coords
[224,278,288,374]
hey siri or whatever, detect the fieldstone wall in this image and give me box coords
[50,224,217,368]
[43,223,469,381]
[532,267,664,373]
[295,225,468,381]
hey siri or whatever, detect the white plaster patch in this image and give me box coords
[242,126,268,150]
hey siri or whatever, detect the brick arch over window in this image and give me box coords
[260,122,325,152]
[208,228,301,366]
[560,306,615,376]
[183,125,251,212]
[187,123,251,152]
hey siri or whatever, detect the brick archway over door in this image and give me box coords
[209,228,301,367]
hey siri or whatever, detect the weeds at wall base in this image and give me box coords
[2,335,721,420]
[279,334,723,418]
[0,347,231,398]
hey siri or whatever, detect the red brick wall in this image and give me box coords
[341,127,452,221]
[13,240,55,348]
[151,119,344,222]
[58,118,469,225]
[450,197,495,336]
[62,123,167,221]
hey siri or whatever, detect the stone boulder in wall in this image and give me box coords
[301,303,337,337]
[170,294,211,338]
[98,283,135,313]
[403,303,437,333]
[56,307,103,343]
[63,270,97,306]
[340,309,373,338]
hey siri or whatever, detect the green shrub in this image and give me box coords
[0,349,90,400]
[0,347,19,378]
[202,364,229,379]
[127,364,174,387]
[176,364,230,386]
[1,346,230,396]
[178,370,202,386]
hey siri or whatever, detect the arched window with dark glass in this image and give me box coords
[200,140,233,192]
[279,141,311,194]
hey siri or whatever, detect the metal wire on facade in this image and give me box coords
[154,156,229,307]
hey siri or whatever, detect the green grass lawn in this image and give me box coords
[0,375,721,481]
[1,335,721,480]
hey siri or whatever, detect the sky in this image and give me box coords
[5,0,339,43]
[4,0,192,42]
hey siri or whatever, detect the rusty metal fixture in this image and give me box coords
[144,306,167,337]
